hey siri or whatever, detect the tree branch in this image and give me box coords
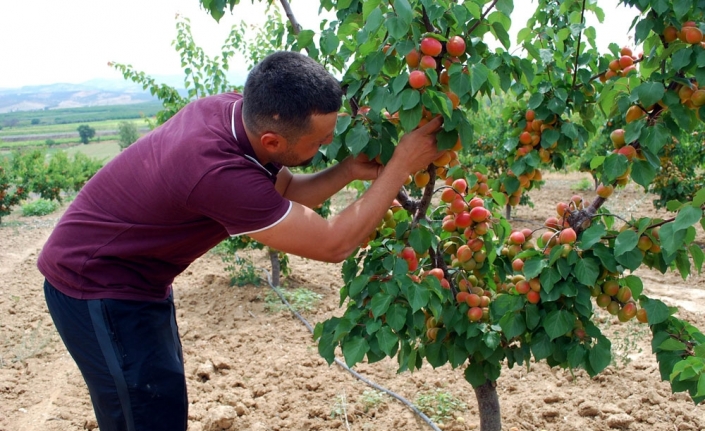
[413,164,437,226]
[468,0,499,35]
[279,0,302,34]
[570,0,588,90]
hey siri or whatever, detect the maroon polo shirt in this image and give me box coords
[37,93,292,301]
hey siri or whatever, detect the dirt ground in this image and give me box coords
[0,171,703,431]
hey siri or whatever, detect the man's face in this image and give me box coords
[275,113,338,167]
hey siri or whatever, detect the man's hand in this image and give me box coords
[343,153,384,181]
[389,115,444,175]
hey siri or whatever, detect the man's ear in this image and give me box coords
[260,132,288,154]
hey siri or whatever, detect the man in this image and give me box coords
[38,51,442,431]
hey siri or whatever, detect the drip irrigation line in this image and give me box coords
[258,268,442,431]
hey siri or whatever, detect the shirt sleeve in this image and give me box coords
[186,164,292,236]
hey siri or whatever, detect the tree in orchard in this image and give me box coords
[110,11,331,287]
[201,0,705,429]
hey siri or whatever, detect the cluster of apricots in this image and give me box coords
[608,128,643,181]
[361,199,404,248]
[515,109,558,160]
[676,80,705,111]
[403,35,466,114]
[600,46,640,82]
[501,168,544,207]
[663,21,705,46]
[592,273,645,323]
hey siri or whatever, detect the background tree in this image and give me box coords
[110,11,323,286]
[117,121,140,150]
[76,124,95,145]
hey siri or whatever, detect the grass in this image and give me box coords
[264,286,323,313]
[62,140,122,164]
[570,177,593,192]
[414,389,467,424]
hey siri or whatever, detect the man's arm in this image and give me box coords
[274,155,380,209]
[249,117,443,263]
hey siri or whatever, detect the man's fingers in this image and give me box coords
[417,115,444,134]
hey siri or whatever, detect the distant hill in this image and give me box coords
[0,76,188,114]
[0,72,247,114]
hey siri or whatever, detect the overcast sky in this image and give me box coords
[0,1,639,89]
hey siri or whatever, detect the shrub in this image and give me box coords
[22,199,59,217]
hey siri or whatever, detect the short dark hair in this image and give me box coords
[242,51,343,141]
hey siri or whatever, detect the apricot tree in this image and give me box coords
[201,0,705,429]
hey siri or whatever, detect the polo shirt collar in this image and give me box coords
[231,98,282,178]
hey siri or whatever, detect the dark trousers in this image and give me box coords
[44,280,188,431]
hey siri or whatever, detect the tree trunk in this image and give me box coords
[268,248,281,287]
[474,380,501,431]
[505,203,512,220]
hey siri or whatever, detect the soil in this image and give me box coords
[0,171,703,431]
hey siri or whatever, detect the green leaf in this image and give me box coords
[449,72,471,98]
[370,292,393,318]
[386,17,409,39]
[631,159,658,189]
[399,103,423,133]
[641,296,670,325]
[490,294,524,319]
[690,244,704,274]
[525,304,541,330]
[587,339,612,375]
[624,275,644,299]
[464,361,488,388]
[659,338,687,351]
[574,258,600,287]
[409,227,432,254]
[346,124,370,156]
[342,336,369,367]
[580,223,606,250]
[296,30,316,50]
[661,223,688,258]
[528,93,544,109]
[402,282,431,312]
[634,82,665,108]
[641,123,670,154]
[523,257,546,280]
[603,153,629,182]
[349,274,368,297]
[615,230,638,256]
[694,188,705,206]
[673,0,692,19]
[530,331,555,360]
[376,326,398,356]
[499,312,526,339]
[470,64,490,94]
[543,310,575,340]
[386,303,406,331]
[615,248,644,271]
[394,0,413,24]
[400,89,421,110]
[483,331,501,350]
[674,206,703,232]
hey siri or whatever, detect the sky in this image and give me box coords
[0,0,640,89]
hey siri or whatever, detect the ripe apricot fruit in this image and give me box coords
[420,37,442,56]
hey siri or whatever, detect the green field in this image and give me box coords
[0,103,158,150]
[62,141,122,164]
[0,118,150,139]
[0,102,162,127]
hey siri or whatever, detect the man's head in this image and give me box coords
[243,51,343,166]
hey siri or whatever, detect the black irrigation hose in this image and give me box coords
[258,268,442,431]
